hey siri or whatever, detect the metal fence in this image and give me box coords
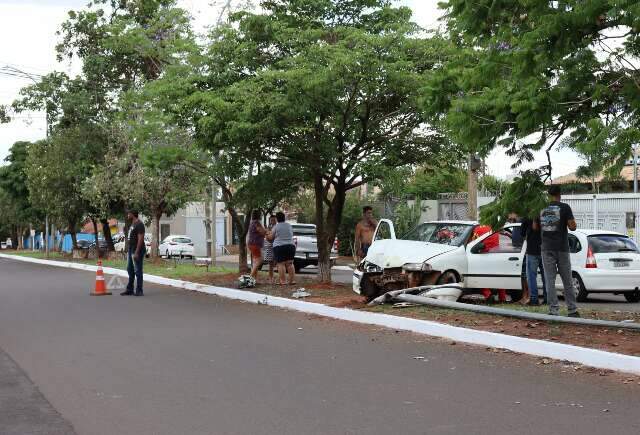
[436,192,640,245]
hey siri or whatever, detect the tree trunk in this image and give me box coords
[68,218,78,250]
[226,205,250,274]
[151,210,162,259]
[102,219,115,251]
[70,230,78,251]
[91,217,100,258]
[313,175,348,283]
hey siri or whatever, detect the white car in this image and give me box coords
[353,220,640,303]
[113,233,151,257]
[159,235,195,258]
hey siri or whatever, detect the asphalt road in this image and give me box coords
[0,257,639,435]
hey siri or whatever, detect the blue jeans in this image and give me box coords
[526,254,547,304]
[127,249,145,292]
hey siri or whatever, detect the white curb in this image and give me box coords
[2,253,640,375]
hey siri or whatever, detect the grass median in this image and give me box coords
[6,250,233,279]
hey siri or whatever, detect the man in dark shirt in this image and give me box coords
[521,216,546,306]
[539,185,579,317]
[122,210,146,296]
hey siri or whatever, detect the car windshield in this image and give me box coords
[174,237,192,244]
[292,226,316,236]
[588,235,639,253]
[402,223,474,247]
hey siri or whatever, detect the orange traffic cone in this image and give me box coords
[91,260,112,296]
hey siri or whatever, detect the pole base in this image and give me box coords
[91,291,112,296]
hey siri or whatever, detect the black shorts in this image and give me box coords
[273,244,296,263]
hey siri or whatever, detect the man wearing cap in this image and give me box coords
[122,210,146,296]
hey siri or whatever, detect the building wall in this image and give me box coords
[157,201,230,257]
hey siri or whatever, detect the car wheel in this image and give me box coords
[624,290,640,303]
[294,262,302,273]
[165,250,171,259]
[572,273,588,302]
[437,271,459,285]
[508,285,525,303]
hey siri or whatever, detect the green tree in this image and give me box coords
[25,126,106,249]
[425,0,640,221]
[0,142,42,249]
[184,0,445,281]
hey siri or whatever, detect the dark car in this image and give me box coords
[76,239,92,250]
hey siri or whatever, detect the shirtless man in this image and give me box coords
[355,206,378,261]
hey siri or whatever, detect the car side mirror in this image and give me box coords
[471,242,485,254]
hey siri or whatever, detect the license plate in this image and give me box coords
[307,253,317,259]
[613,261,629,267]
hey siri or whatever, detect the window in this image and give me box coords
[568,235,582,253]
[375,221,393,241]
[403,223,474,247]
[174,237,192,244]
[292,225,316,236]
[588,235,639,253]
[473,230,521,254]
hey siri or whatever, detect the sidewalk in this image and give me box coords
[0,347,76,435]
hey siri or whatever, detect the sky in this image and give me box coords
[0,0,581,179]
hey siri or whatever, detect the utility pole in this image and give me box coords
[467,154,480,220]
[634,144,638,194]
[210,179,218,266]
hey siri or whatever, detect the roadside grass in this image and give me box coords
[4,250,233,279]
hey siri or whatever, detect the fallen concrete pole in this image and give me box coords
[394,294,640,331]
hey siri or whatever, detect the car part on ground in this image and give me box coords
[368,284,464,306]
[238,275,256,288]
[371,286,640,331]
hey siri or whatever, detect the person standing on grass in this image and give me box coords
[247,210,267,281]
[538,185,580,317]
[122,210,146,297]
[521,215,547,306]
[355,206,378,262]
[269,212,296,285]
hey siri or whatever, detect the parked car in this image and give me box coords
[353,220,640,303]
[0,242,6,249]
[89,237,109,251]
[114,233,151,257]
[76,239,92,250]
[159,235,194,258]
[291,223,338,272]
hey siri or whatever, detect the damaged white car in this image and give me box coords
[353,220,526,301]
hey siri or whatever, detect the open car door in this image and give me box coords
[373,219,396,241]
[465,228,525,290]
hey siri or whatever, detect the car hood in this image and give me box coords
[365,239,459,268]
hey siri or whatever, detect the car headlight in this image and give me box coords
[402,262,432,272]
[364,262,383,273]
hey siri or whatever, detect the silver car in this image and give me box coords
[291,223,338,272]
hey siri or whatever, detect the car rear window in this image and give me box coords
[588,235,639,253]
[292,226,316,236]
